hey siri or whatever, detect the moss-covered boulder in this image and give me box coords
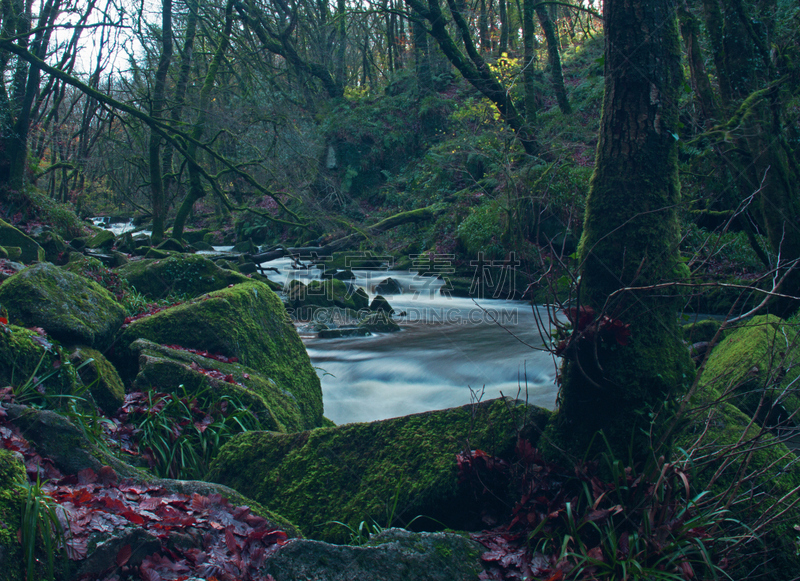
[85,228,115,249]
[0,324,81,399]
[0,218,44,264]
[262,528,484,581]
[70,347,125,414]
[117,281,323,428]
[0,449,26,581]
[0,263,125,349]
[116,254,250,299]
[287,278,369,311]
[129,339,306,433]
[207,398,551,542]
[699,314,800,426]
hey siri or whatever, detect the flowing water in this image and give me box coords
[264,258,560,424]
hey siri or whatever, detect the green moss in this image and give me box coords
[675,400,800,579]
[0,263,126,349]
[207,398,550,542]
[117,281,323,428]
[699,315,800,425]
[0,325,81,400]
[0,450,25,581]
[0,218,44,264]
[117,254,251,300]
[130,339,308,432]
[70,347,125,414]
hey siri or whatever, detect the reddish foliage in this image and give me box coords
[0,403,288,581]
[555,306,632,356]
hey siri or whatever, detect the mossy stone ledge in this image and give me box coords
[129,339,306,433]
[207,398,551,542]
[117,280,323,429]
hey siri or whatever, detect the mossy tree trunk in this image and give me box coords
[172,0,234,242]
[535,2,571,115]
[699,0,800,314]
[148,0,174,245]
[547,0,693,461]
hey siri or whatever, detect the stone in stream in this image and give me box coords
[374,277,403,295]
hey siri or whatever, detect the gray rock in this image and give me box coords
[262,528,484,581]
[374,277,402,295]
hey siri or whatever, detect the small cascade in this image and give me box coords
[258,256,559,424]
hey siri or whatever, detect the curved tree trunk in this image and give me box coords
[548,0,692,461]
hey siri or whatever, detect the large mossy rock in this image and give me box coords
[0,263,125,349]
[0,218,44,264]
[116,254,250,299]
[699,314,800,426]
[130,339,306,433]
[262,528,484,581]
[117,281,323,428]
[207,398,551,542]
[0,449,25,581]
[0,324,81,398]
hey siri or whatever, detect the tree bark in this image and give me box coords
[172,0,235,242]
[548,0,693,460]
[535,2,571,114]
[148,0,174,245]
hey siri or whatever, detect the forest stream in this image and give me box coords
[264,257,559,424]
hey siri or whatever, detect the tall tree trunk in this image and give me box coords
[522,0,537,122]
[4,0,59,191]
[148,0,174,244]
[497,0,508,55]
[336,0,347,88]
[413,13,432,93]
[172,0,235,242]
[479,0,490,53]
[678,0,717,122]
[161,0,199,200]
[535,2,571,114]
[548,0,692,460]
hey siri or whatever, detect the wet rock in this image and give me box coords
[318,327,371,338]
[374,277,402,295]
[369,295,394,314]
[262,528,484,581]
